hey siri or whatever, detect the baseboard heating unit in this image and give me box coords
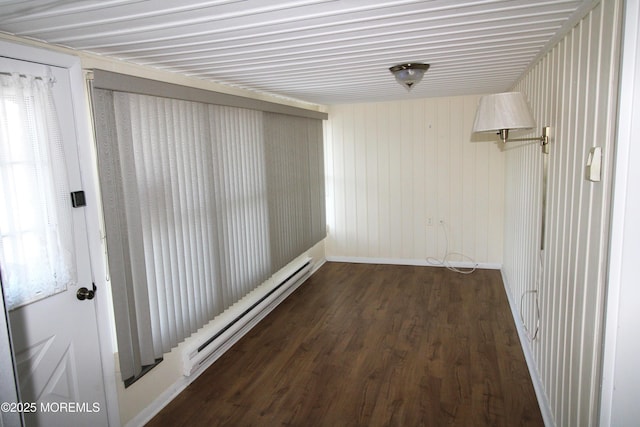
[182,257,312,377]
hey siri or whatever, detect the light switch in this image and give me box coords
[586,147,602,182]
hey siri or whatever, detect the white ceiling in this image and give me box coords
[0,0,590,105]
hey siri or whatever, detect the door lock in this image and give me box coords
[77,283,96,301]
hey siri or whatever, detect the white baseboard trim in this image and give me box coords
[326,255,501,270]
[124,374,190,427]
[500,269,555,427]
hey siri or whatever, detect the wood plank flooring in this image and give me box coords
[146,262,543,427]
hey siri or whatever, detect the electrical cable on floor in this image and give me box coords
[426,220,478,274]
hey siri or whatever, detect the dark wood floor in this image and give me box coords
[146,262,543,427]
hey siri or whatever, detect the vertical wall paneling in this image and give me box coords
[461,98,475,260]
[503,0,622,425]
[448,98,463,261]
[435,98,450,258]
[376,103,391,257]
[325,95,505,267]
[388,104,403,256]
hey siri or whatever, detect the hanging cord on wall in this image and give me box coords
[426,220,478,274]
[520,253,542,341]
[84,70,110,283]
[520,289,540,341]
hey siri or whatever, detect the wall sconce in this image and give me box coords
[389,63,430,91]
[472,92,550,153]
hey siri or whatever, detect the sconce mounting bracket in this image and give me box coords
[498,126,551,153]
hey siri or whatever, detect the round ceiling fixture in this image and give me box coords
[389,63,430,91]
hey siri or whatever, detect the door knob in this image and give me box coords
[77,283,96,301]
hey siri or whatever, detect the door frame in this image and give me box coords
[0,38,120,426]
[599,0,640,424]
[0,279,22,426]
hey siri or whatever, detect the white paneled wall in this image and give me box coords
[325,96,504,266]
[503,0,622,426]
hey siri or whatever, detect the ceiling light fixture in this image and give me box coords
[389,63,430,91]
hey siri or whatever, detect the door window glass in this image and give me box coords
[0,72,76,310]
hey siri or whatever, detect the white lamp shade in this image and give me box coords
[472,92,535,132]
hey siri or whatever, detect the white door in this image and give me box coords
[1,57,108,427]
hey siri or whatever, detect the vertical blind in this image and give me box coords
[264,112,326,271]
[91,87,325,385]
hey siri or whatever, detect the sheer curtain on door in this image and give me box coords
[0,72,75,310]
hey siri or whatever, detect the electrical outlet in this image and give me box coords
[427,217,434,226]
